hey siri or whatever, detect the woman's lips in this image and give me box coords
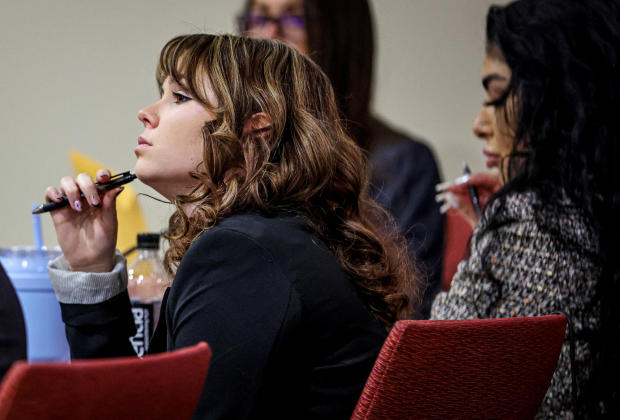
[135,136,152,154]
[483,150,501,168]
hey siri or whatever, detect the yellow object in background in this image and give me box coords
[69,150,148,263]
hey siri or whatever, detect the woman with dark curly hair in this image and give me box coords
[433,0,620,417]
[43,34,417,418]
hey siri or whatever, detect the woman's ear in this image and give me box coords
[242,112,273,137]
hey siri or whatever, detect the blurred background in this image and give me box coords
[0,0,507,247]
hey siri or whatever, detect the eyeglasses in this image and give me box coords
[238,12,305,35]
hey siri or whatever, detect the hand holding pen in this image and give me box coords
[41,169,136,273]
[435,168,501,228]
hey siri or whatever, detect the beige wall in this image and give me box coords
[0,0,506,247]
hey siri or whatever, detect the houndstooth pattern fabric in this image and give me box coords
[431,190,601,419]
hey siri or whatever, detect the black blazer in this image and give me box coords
[61,212,386,419]
[0,263,27,381]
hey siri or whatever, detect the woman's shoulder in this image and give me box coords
[183,211,365,298]
[176,211,381,330]
[434,189,601,320]
[171,213,305,301]
[183,212,333,269]
[192,212,316,251]
[477,189,600,264]
[213,212,307,236]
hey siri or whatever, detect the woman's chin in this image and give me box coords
[133,163,149,184]
[134,165,158,191]
[134,166,177,201]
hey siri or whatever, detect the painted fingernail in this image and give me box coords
[454,175,471,185]
[435,183,447,192]
[74,200,82,211]
[91,194,100,207]
[56,192,64,200]
[116,187,125,196]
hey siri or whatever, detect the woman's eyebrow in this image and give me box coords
[167,79,181,89]
[482,73,508,90]
[169,78,191,91]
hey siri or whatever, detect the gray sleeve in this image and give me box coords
[430,219,506,320]
[48,250,128,304]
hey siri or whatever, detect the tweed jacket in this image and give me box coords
[431,190,601,419]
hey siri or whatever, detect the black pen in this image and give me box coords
[462,162,482,218]
[32,171,137,214]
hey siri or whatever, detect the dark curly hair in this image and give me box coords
[484,0,620,416]
[156,34,417,328]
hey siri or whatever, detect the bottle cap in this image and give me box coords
[136,233,160,250]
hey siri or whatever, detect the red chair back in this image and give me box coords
[352,315,566,420]
[442,210,472,291]
[0,342,211,420]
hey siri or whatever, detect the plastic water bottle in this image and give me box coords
[127,233,169,356]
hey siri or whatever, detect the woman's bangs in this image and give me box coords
[157,39,216,110]
[156,38,196,95]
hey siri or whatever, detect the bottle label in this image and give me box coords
[129,300,159,356]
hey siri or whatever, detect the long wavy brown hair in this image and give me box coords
[156,34,417,327]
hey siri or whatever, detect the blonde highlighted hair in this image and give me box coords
[157,34,417,327]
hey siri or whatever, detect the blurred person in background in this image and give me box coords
[433,0,620,417]
[239,0,444,319]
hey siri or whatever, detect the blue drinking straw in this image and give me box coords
[31,204,44,249]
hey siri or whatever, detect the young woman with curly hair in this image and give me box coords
[44,34,417,418]
[433,0,620,417]
[238,0,445,319]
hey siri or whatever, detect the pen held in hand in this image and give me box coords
[462,162,483,219]
[31,172,137,214]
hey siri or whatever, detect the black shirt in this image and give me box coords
[0,262,27,381]
[61,213,386,419]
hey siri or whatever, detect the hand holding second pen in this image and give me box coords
[44,169,124,273]
[435,172,502,228]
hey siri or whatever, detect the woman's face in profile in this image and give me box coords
[473,52,515,178]
[246,0,309,54]
[135,77,216,199]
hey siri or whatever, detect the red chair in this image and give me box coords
[352,315,567,420]
[442,210,472,291]
[0,342,211,420]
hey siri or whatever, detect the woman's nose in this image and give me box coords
[258,22,281,40]
[472,108,492,139]
[138,103,159,128]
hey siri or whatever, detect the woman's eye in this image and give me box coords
[173,92,191,103]
[483,90,509,107]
